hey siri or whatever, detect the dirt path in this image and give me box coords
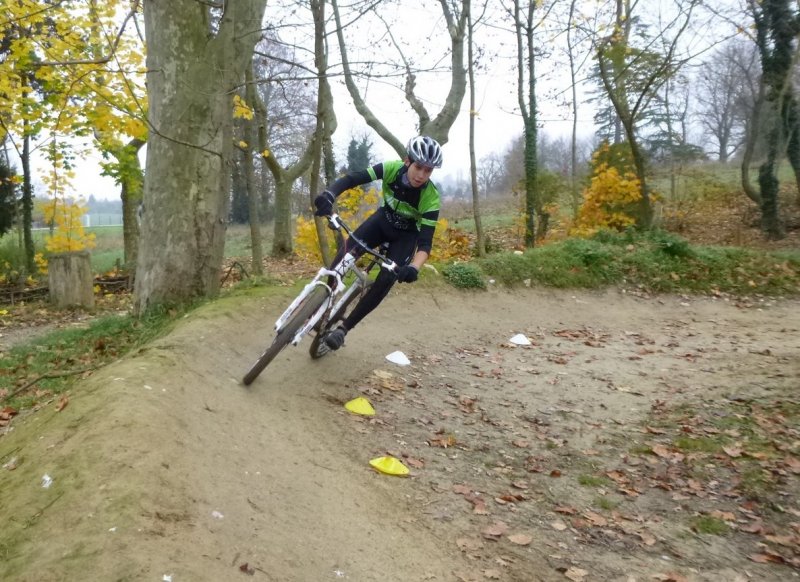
[1,286,798,581]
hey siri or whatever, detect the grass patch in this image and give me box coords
[577,474,611,488]
[737,464,777,500]
[634,394,799,517]
[628,444,652,456]
[595,496,620,510]
[673,435,724,454]
[0,307,181,409]
[472,229,800,296]
[442,262,486,289]
[691,515,730,535]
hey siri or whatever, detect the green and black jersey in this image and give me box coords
[326,160,441,253]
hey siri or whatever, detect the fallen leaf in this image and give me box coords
[784,456,800,474]
[709,510,736,522]
[606,470,628,483]
[463,492,489,515]
[651,444,672,458]
[507,533,533,546]
[472,498,489,515]
[550,520,568,531]
[554,505,577,515]
[564,566,588,581]
[738,521,765,534]
[456,537,484,552]
[458,395,477,413]
[765,534,796,547]
[646,426,667,434]
[638,531,657,546]
[748,552,786,565]
[496,492,526,504]
[428,434,457,448]
[405,457,425,469]
[722,445,742,458]
[653,573,689,582]
[584,511,607,527]
[482,522,509,540]
[56,394,69,411]
[0,405,18,420]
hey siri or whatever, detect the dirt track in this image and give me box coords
[1,285,798,581]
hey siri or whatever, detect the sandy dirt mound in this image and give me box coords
[1,285,798,582]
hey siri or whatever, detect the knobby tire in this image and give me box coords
[242,286,328,385]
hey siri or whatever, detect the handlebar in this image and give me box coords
[327,213,396,271]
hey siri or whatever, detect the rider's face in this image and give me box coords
[406,160,434,188]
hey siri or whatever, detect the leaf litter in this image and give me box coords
[337,296,800,580]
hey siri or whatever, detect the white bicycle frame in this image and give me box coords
[273,215,396,346]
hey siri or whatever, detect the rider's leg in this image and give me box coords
[324,210,416,350]
[323,212,388,350]
[340,228,417,332]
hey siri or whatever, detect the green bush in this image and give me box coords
[475,230,800,296]
[442,262,486,289]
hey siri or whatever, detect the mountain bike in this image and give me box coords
[241,214,395,386]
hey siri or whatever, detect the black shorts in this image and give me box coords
[345,207,418,266]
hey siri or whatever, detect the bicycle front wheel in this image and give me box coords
[242,286,329,385]
[308,277,373,360]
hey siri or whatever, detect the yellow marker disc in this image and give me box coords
[369,456,410,476]
[344,397,375,416]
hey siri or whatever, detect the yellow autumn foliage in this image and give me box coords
[233,95,254,120]
[295,185,379,263]
[571,144,642,237]
[42,197,96,253]
[294,186,471,264]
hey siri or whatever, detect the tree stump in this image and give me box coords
[48,251,95,309]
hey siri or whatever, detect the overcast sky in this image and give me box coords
[24,0,729,201]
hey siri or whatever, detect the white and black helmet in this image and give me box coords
[406,135,443,169]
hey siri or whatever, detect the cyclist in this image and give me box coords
[313,135,444,351]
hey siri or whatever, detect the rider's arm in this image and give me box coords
[326,163,384,197]
[409,249,429,271]
[409,209,439,270]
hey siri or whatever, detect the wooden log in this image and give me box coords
[48,251,95,309]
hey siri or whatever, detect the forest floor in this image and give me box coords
[0,195,799,581]
[0,284,798,581]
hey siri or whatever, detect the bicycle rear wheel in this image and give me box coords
[242,286,329,385]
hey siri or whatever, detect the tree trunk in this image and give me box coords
[567,0,580,218]
[741,80,765,205]
[21,128,35,275]
[244,140,263,277]
[467,11,485,258]
[514,0,540,247]
[48,251,95,309]
[311,0,337,266]
[271,179,293,255]
[120,138,145,269]
[758,112,786,239]
[785,97,800,203]
[134,0,268,314]
[245,69,263,277]
[627,136,654,228]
